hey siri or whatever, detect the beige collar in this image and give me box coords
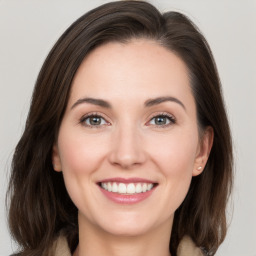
[177,236,204,256]
[54,235,203,256]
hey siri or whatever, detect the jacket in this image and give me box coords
[53,235,203,256]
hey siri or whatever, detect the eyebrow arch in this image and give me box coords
[144,96,186,111]
[71,97,112,109]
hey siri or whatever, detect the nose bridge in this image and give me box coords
[109,119,146,168]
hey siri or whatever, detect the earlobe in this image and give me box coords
[52,144,62,172]
[193,126,214,176]
[193,166,204,176]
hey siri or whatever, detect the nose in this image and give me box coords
[108,125,147,169]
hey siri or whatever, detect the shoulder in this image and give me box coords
[52,235,204,256]
[177,236,204,256]
[52,235,71,256]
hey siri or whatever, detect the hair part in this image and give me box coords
[7,1,233,256]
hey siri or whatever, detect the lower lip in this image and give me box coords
[99,186,156,204]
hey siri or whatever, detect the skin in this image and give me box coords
[52,39,213,256]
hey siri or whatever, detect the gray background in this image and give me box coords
[0,0,255,255]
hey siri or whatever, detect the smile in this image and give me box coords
[98,178,158,204]
[100,182,154,194]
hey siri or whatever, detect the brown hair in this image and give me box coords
[7,1,233,255]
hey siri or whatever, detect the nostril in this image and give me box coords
[108,136,147,168]
[108,153,147,169]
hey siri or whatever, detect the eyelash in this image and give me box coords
[79,112,110,128]
[79,112,176,128]
[147,112,176,128]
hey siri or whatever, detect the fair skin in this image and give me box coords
[53,39,213,256]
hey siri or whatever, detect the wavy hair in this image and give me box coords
[7,1,233,255]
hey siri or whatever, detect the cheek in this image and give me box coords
[56,128,110,213]
[148,129,198,173]
[57,129,108,175]
[146,128,198,204]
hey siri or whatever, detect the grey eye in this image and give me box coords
[154,116,169,125]
[85,116,107,126]
[149,115,175,126]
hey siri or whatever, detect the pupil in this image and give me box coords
[156,116,166,125]
[90,117,101,125]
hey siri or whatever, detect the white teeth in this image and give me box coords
[118,183,127,194]
[135,183,142,193]
[127,183,135,194]
[147,183,153,190]
[103,183,107,190]
[101,182,155,194]
[112,182,118,192]
[107,182,112,192]
[142,183,147,192]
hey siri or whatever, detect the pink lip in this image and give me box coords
[97,177,158,205]
[99,186,156,204]
[98,177,155,184]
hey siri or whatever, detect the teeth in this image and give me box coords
[107,182,112,192]
[103,183,107,190]
[101,182,154,194]
[142,183,147,192]
[118,183,127,194]
[112,182,118,192]
[135,183,142,193]
[127,183,135,194]
[147,183,153,190]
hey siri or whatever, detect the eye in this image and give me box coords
[80,114,109,127]
[148,114,176,126]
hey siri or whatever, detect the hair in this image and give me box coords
[7,1,233,256]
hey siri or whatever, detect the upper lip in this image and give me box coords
[98,177,157,184]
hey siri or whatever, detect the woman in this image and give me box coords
[7,1,233,256]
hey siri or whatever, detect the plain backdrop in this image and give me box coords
[0,1,255,255]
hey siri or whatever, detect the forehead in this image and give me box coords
[68,39,193,108]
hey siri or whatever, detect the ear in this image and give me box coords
[52,144,62,172]
[193,126,214,176]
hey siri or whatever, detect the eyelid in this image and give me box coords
[79,112,111,127]
[146,112,176,126]
[78,111,176,128]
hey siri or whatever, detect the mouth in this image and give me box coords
[97,178,158,204]
[99,181,157,195]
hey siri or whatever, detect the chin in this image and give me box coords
[102,222,151,237]
[95,211,163,237]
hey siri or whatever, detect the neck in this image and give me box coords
[74,213,173,256]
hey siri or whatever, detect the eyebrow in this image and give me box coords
[71,96,186,111]
[145,96,186,110]
[71,97,112,109]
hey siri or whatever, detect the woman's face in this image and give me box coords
[53,39,212,237]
